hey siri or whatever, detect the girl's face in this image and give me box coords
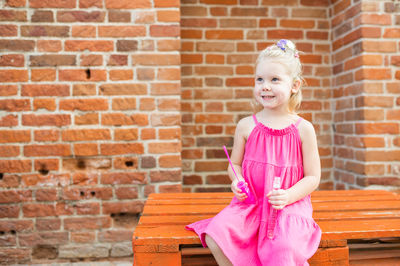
[254,58,298,112]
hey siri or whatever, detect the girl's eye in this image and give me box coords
[256,78,263,82]
[272,77,279,82]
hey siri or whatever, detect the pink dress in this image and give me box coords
[186,115,322,265]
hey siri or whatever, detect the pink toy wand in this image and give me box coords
[223,146,255,204]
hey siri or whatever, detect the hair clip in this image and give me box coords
[277,39,288,51]
[277,39,299,58]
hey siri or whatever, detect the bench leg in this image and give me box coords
[134,251,181,266]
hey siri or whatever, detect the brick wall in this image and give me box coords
[0,0,181,263]
[0,0,399,264]
[180,0,334,192]
[331,0,400,189]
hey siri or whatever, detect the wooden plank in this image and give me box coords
[350,248,400,260]
[349,258,400,265]
[181,247,211,256]
[319,219,400,240]
[145,194,400,206]
[182,255,217,266]
[138,210,400,226]
[139,215,214,226]
[147,190,396,200]
[133,244,179,253]
[142,200,400,216]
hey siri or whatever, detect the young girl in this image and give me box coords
[185,39,322,266]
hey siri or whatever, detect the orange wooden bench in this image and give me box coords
[133,190,400,265]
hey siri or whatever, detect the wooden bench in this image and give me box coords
[133,190,400,265]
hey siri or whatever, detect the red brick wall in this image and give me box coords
[0,0,181,263]
[331,0,400,189]
[0,0,399,263]
[180,0,334,192]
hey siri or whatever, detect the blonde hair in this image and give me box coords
[252,40,304,114]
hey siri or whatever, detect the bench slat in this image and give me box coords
[138,210,400,226]
[147,190,396,200]
[145,194,400,206]
[142,200,400,216]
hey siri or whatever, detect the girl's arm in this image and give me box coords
[268,120,321,208]
[228,118,250,201]
[228,118,247,182]
[286,120,321,204]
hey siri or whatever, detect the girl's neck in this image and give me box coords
[257,109,298,128]
[259,108,292,119]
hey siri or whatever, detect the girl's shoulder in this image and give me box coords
[297,117,317,143]
[237,115,257,140]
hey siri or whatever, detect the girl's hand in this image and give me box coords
[231,179,247,201]
[267,189,291,209]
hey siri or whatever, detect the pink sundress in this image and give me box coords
[185,115,322,265]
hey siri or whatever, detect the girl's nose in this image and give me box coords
[262,85,271,91]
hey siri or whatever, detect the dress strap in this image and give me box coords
[294,117,303,128]
[252,114,258,125]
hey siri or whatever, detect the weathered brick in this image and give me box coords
[0,190,32,203]
[59,244,109,258]
[110,69,133,81]
[80,54,102,66]
[35,188,58,202]
[0,39,35,51]
[115,187,138,199]
[0,54,24,67]
[101,113,148,126]
[31,10,53,22]
[71,232,95,243]
[59,69,106,81]
[102,201,144,214]
[108,55,128,66]
[60,99,108,110]
[0,10,27,21]
[159,184,182,193]
[22,84,69,96]
[65,40,113,51]
[73,143,98,156]
[0,145,20,157]
[0,115,18,127]
[100,84,147,95]
[71,25,96,37]
[0,130,30,143]
[75,113,99,125]
[105,0,151,8]
[99,26,146,37]
[100,143,144,155]
[30,55,76,66]
[21,26,69,37]
[36,218,61,231]
[22,204,56,218]
[109,11,130,22]
[62,129,111,141]
[0,70,28,82]
[24,144,71,157]
[0,248,30,264]
[29,0,75,8]
[31,69,56,82]
[151,114,180,127]
[57,11,105,22]
[22,114,71,127]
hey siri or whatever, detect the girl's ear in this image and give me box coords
[291,79,301,94]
